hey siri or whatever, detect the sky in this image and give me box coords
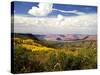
[11,1,97,35]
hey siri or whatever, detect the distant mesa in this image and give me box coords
[42,34,97,41]
[56,37,62,40]
[13,33,97,42]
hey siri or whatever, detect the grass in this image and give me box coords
[12,34,97,73]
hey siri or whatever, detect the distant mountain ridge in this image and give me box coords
[36,34,97,41]
[12,33,97,42]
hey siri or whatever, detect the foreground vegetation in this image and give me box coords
[12,34,97,73]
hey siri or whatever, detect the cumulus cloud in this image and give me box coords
[13,14,97,35]
[57,14,64,21]
[28,2,86,16]
[28,3,53,16]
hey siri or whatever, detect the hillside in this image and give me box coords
[12,33,97,49]
[12,33,97,73]
[13,34,56,52]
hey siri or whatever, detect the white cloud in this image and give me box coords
[13,14,97,35]
[28,3,53,16]
[53,9,86,15]
[57,14,64,21]
[28,2,86,17]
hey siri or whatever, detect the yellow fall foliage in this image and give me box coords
[14,38,55,52]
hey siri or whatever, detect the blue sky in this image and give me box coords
[11,1,97,17]
[12,1,97,35]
